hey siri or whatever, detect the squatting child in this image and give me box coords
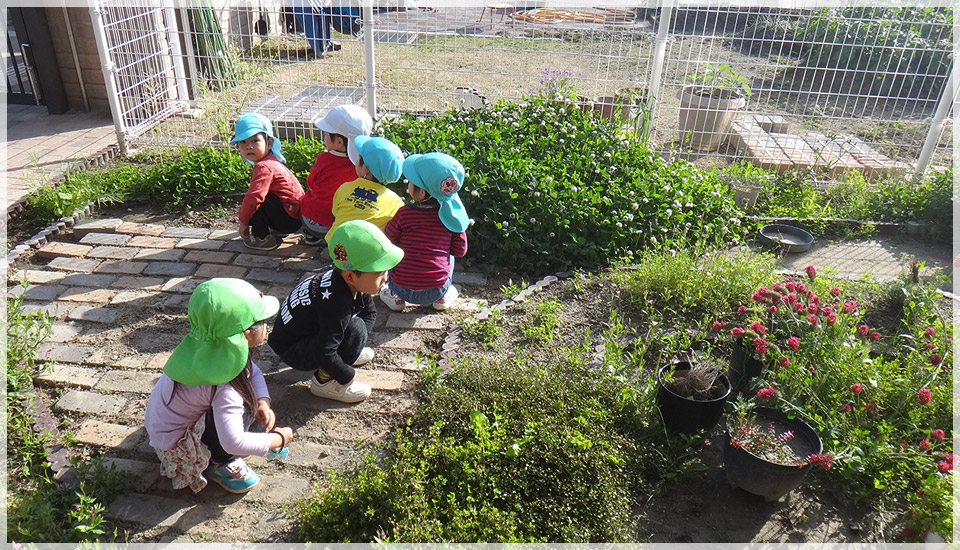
[231,113,304,251]
[145,278,294,494]
[324,135,405,243]
[268,220,403,403]
[299,104,373,245]
[380,152,469,311]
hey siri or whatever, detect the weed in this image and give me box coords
[461,311,503,349]
[520,300,563,343]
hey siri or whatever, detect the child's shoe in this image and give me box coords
[353,346,375,366]
[243,234,281,251]
[205,458,260,494]
[310,377,372,403]
[301,232,325,246]
[379,287,406,311]
[432,285,459,311]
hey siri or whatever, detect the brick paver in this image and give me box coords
[79,232,132,246]
[194,263,248,278]
[127,235,179,249]
[72,218,123,239]
[74,420,143,449]
[9,269,66,284]
[61,273,118,287]
[59,287,117,303]
[161,227,209,239]
[116,222,166,236]
[109,494,194,527]
[143,262,197,277]
[135,248,187,262]
[112,276,166,291]
[175,238,224,250]
[47,257,102,272]
[183,250,236,264]
[95,261,149,274]
[37,241,94,259]
[55,390,127,415]
[102,457,161,492]
[87,246,140,260]
[35,364,102,388]
[96,371,160,394]
[67,305,119,323]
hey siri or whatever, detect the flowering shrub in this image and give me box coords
[383,97,743,273]
[716,265,952,534]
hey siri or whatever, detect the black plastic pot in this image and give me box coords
[657,361,732,434]
[728,338,764,391]
[724,407,823,502]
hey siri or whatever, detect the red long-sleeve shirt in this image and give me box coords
[300,151,357,227]
[385,204,468,289]
[237,154,304,225]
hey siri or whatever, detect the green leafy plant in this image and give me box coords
[461,311,503,349]
[520,300,563,343]
[683,63,752,99]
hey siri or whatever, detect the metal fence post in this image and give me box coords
[644,0,674,141]
[913,64,956,179]
[363,0,376,119]
[88,2,128,156]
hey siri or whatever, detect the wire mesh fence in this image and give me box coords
[110,2,954,177]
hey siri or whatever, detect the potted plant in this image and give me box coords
[592,86,648,123]
[727,324,774,392]
[724,402,830,502]
[678,63,751,152]
[656,355,732,434]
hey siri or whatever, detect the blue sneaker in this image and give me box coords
[205,458,260,494]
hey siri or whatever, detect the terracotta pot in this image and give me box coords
[677,84,746,152]
[724,407,823,502]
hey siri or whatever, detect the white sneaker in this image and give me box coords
[353,347,374,366]
[379,287,406,311]
[310,376,371,403]
[432,285,459,311]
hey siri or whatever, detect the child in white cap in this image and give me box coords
[144,278,294,494]
[325,135,405,243]
[380,152,470,311]
[269,220,403,403]
[299,105,373,245]
[231,113,304,251]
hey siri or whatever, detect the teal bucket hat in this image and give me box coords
[402,152,470,233]
[353,135,403,184]
[231,112,286,164]
[164,278,280,386]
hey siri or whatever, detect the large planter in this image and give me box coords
[657,361,732,434]
[592,87,649,123]
[728,338,763,390]
[724,407,823,502]
[677,85,746,152]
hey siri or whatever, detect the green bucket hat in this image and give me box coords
[329,219,404,273]
[164,278,280,386]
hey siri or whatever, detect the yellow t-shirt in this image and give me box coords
[326,178,405,243]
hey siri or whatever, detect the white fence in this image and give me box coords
[98,1,955,177]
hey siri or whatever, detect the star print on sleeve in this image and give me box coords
[321,289,332,299]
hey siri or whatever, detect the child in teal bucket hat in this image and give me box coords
[325,135,405,243]
[269,220,403,403]
[380,152,470,312]
[231,112,305,251]
[145,278,294,494]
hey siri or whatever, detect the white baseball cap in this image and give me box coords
[313,104,373,165]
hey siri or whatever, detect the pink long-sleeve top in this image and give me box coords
[145,361,272,457]
[237,154,304,225]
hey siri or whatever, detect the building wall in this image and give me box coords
[44,6,111,113]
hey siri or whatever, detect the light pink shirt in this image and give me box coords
[145,362,272,456]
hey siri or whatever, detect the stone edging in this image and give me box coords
[6,143,120,223]
[438,272,571,375]
[6,205,94,266]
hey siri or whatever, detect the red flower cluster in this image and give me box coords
[731,327,745,337]
[930,354,941,365]
[918,388,931,405]
[779,357,790,367]
[857,325,869,337]
[757,386,778,400]
[850,383,863,394]
[754,338,768,356]
[840,404,853,413]
[924,327,936,337]
[806,452,834,470]
[842,300,857,313]
[937,452,955,473]
[805,265,817,280]
[919,439,932,451]
[869,331,881,341]
[931,429,945,441]
[830,286,841,297]
[863,402,877,414]
[749,321,767,335]
[787,336,800,351]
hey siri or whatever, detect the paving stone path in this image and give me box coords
[8,217,488,543]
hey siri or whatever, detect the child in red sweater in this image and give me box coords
[380,152,469,311]
[299,105,373,245]
[231,113,304,251]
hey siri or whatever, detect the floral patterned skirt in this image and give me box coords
[154,415,212,493]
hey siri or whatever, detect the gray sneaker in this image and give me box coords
[243,234,281,251]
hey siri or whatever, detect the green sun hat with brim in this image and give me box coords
[328,219,404,273]
[164,278,280,386]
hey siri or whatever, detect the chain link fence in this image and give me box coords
[107,2,954,176]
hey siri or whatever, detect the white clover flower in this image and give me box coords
[469,218,476,226]
[685,222,691,228]
[449,144,456,150]
[631,202,639,211]
[544,176,553,184]
[559,138,565,143]
[623,213,634,222]
[663,185,671,192]
[722,225,728,232]
[603,152,612,159]
[642,197,649,203]
[651,236,658,244]
[534,191,541,197]
[549,232,555,237]
[571,186,579,192]
[471,190,479,197]
[685,202,694,208]
[665,208,673,217]
[512,121,520,128]
[502,221,509,228]
[530,217,536,223]
[507,170,513,176]
[616,222,623,228]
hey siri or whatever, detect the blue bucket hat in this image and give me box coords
[353,135,403,184]
[231,112,286,164]
[402,152,470,233]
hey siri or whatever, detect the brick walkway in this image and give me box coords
[9,217,487,542]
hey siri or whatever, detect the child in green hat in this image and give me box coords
[268,219,403,403]
[145,278,294,494]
